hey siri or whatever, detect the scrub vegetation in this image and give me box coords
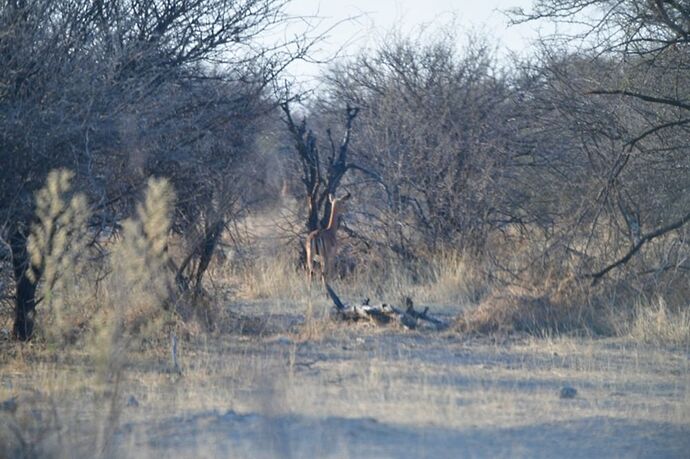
[1,0,689,457]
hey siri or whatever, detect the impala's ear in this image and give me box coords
[328,194,335,204]
[341,192,352,201]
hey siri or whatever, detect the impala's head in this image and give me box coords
[328,192,351,226]
[329,192,351,212]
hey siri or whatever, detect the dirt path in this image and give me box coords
[115,409,689,458]
[2,315,689,458]
[107,324,690,458]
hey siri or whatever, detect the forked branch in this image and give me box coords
[587,208,690,284]
[281,101,360,232]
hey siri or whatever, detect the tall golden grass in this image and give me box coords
[629,296,690,347]
[230,210,689,345]
[5,169,690,348]
[1,171,688,458]
[3,171,178,457]
[28,169,92,344]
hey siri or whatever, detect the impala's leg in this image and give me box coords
[319,240,327,284]
[306,234,314,282]
[320,254,327,287]
[323,244,333,285]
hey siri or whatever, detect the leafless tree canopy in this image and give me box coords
[0,0,306,339]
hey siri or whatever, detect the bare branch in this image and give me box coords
[588,209,690,284]
[588,89,690,112]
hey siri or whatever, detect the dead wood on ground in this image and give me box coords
[325,283,448,331]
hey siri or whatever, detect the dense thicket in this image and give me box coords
[306,1,690,301]
[1,0,688,340]
[0,0,303,339]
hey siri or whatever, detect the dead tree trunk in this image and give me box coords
[174,218,225,296]
[325,283,448,331]
[320,106,359,229]
[281,103,360,238]
[10,227,38,341]
[193,219,224,295]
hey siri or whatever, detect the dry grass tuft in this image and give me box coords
[235,252,309,303]
[23,172,177,348]
[338,249,486,311]
[455,277,608,336]
[629,297,690,347]
[104,177,175,337]
[2,174,180,458]
[28,169,93,344]
[414,251,487,305]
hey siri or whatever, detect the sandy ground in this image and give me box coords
[1,299,689,458]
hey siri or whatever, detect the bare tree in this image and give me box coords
[512,0,690,285]
[320,34,515,263]
[280,101,359,241]
[0,0,311,340]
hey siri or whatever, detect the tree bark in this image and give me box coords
[193,219,224,296]
[10,227,38,341]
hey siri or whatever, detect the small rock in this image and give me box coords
[126,395,140,407]
[560,386,577,399]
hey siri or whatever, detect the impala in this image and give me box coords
[306,193,350,282]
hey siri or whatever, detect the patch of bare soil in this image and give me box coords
[115,411,689,458]
[2,307,689,458]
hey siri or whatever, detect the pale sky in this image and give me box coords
[279,0,550,83]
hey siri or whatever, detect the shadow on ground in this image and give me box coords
[116,410,690,458]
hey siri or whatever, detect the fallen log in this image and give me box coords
[325,283,448,331]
